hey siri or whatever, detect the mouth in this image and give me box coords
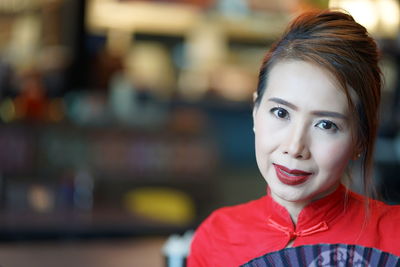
[273,163,312,186]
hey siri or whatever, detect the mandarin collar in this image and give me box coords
[264,184,349,238]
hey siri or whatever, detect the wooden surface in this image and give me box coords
[0,237,167,267]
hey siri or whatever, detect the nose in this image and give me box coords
[282,123,311,160]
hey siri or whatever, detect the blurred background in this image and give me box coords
[0,0,399,266]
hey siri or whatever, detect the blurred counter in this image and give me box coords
[0,236,166,267]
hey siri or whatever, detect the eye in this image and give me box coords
[270,107,289,120]
[315,120,338,132]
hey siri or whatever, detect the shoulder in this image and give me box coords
[200,196,268,231]
[347,189,400,214]
[333,190,400,255]
[191,197,266,254]
[367,198,400,254]
[369,198,400,222]
[195,196,267,236]
[187,197,267,265]
[348,190,400,227]
[364,192,400,217]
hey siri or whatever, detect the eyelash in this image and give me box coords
[315,120,339,132]
[270,107,290,120]
[269,107,339,133]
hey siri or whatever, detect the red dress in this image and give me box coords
[187,184,400,266]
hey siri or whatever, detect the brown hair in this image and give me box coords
[254,10,382,199]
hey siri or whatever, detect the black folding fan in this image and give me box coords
[241,243,400,267]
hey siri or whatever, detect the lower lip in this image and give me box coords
[273,164,311,186]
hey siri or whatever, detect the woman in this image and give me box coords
[188,10,400,266]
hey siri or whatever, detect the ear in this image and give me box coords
[352,153,360,161]
[253,91,258,102]
[352,143,363,160]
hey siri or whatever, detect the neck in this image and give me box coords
[272,197,307,224]
[270,183,341,225]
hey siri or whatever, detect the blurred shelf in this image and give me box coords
[0,236,166,267]
[214,13,289,41]
[86,0,289,42]
[87,0,202,35]
[0,121,218,178]
[0,210,185,240]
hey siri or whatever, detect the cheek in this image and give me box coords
[254,121,281,154]
[254,111,283,143]
[313,138,353,173]
[254,128,285,180]
[254,124,277,167]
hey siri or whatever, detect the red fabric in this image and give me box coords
[188,185,400,266]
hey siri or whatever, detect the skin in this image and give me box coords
[253,60,356,224]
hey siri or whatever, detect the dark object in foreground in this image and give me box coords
[242,243,400,267]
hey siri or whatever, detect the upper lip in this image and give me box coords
[273,163,312,175]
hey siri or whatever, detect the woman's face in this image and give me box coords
[253,60,355,207]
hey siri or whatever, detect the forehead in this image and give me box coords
[264,60,350,113]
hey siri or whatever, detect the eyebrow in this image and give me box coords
[268,97,348,120]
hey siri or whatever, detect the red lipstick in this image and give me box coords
[273,164,312,185]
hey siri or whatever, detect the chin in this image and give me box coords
[280,191,312,203]
[270,183,312,201]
